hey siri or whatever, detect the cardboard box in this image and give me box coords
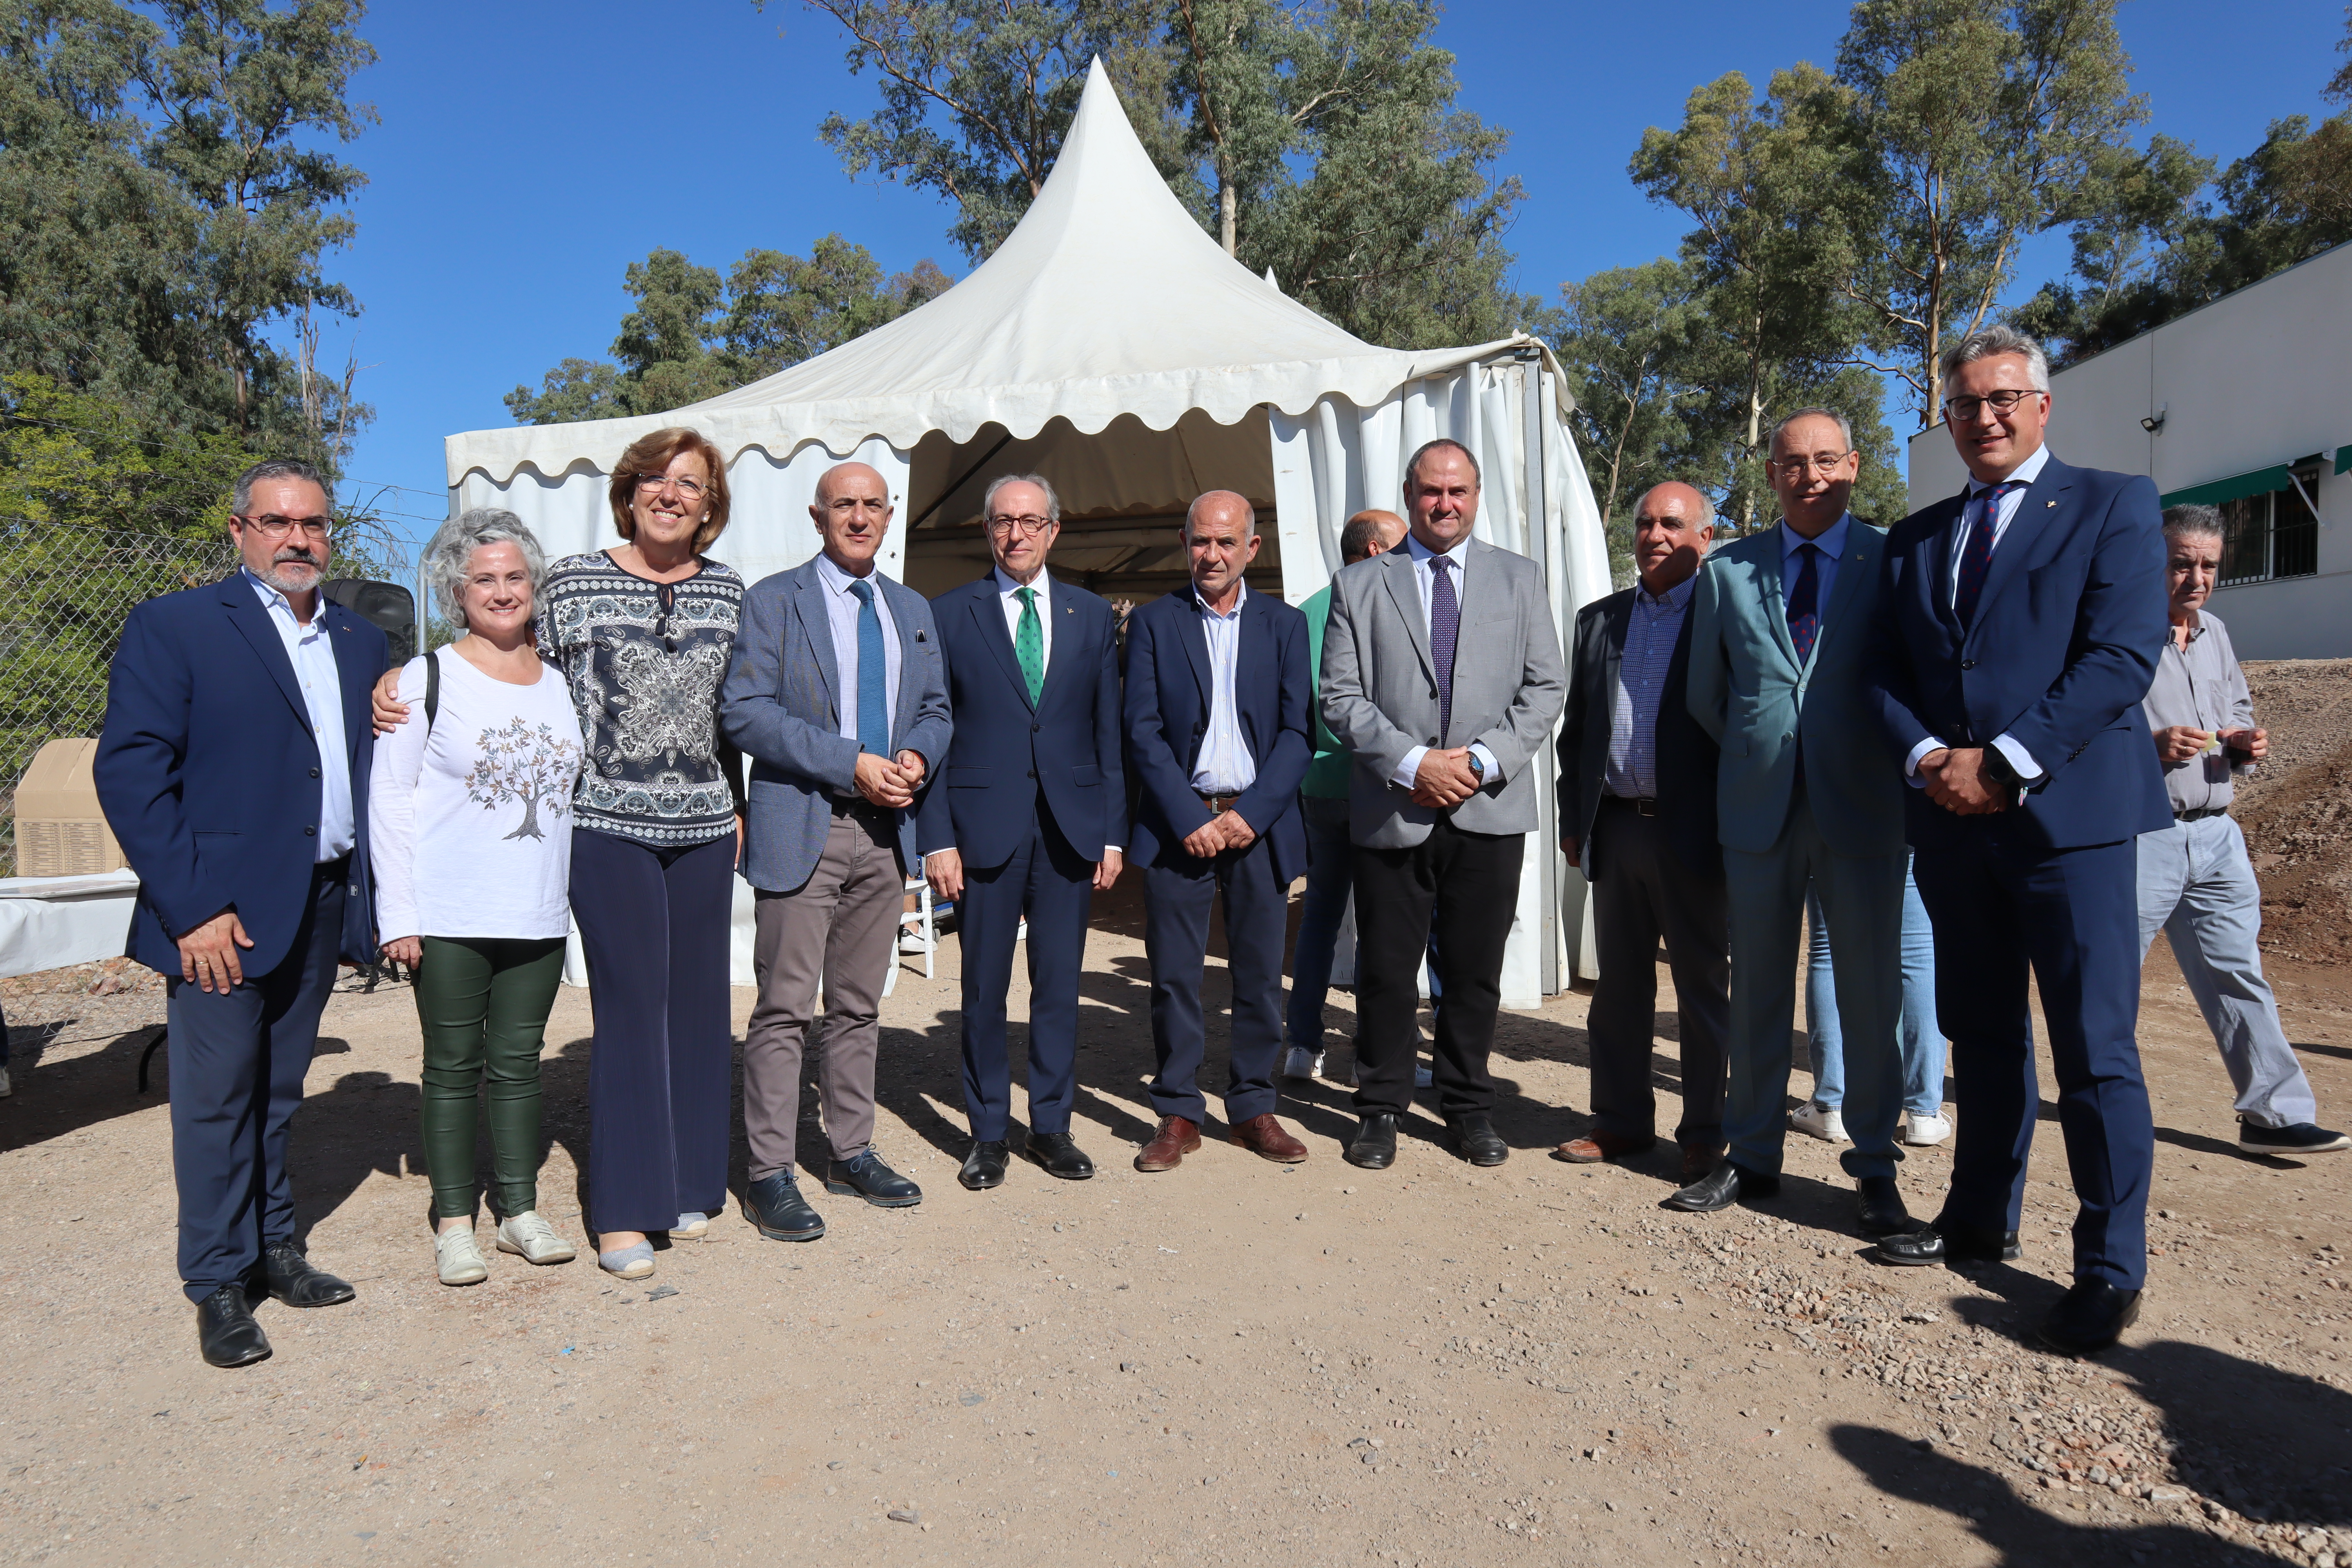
[14,738,126,877]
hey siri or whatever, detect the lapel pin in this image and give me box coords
[2046,500,2056,507]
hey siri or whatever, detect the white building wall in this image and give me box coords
[1908,244,2352,659]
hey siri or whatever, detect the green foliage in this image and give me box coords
[0,370,248,538]
[792,0,1532,350]
[506,236,952,425]
[0,0,377,467]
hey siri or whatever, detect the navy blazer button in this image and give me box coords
[1027,769,1037,779]
[305,825,318,837]
[1032,723,1041,733]
[1960,659,1976,670]
[309,766,321,779]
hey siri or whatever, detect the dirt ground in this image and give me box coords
[2236,660,2352,968]
[1,868,2347,1568]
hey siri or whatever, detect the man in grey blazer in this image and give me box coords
[1676,408,1914,1233]
[1319,437,1567,1171]
[719,461,953,1243]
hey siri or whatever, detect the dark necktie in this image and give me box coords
[1427,553,1460,744]
[1954,480,2022,628]
[848,578,889,755]
[1787,542,1821,665]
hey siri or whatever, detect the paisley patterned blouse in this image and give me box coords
[534,550,744,849]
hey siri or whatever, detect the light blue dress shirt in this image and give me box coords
[1390,532,1501,791]
[244,568,354,861]
[1604,573,1695,800]
[1905,442,2056,785]
[1189,583,1256,795]
[814,551,902,747]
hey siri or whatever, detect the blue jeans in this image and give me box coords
[1286,796,1354,1053]
[1805,853,1945,1116]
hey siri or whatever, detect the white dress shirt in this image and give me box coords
[1776,511,1853,626]
[1391,532,1501,791]
[1189,583,1256,795]
[814,551,901,748]
[992,565,1053,672]
[245,568,354,860]
[1905,442,2055,786]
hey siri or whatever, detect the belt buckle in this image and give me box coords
[1635,798,1659,817]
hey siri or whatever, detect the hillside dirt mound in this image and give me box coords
[2236,658,2352,966]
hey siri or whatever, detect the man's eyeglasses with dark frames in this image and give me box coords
[1942,389,2046,424]
[232,513,332,541]
[987,514,1054,537]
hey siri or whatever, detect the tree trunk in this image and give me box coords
[1741,314,1765,533]
[1220,180,1237,258]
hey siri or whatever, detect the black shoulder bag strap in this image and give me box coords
[423,648,440,737]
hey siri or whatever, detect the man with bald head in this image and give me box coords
[720,461,953,1240]
[1123,490,1314,1170]
[1553,482,1729,1180]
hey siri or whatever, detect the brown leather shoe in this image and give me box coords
[1552,1130,1655,1163]
[1681,1143,1727,1181]
[1229,1112,1308,1163]
[1135,1115,1202,1172]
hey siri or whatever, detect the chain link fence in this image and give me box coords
[0,517,413,876]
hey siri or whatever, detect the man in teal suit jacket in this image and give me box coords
[1675,409,1915,1234]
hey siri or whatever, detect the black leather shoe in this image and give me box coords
[824,1149,922,1208]
[1343,1113,1398,1171]
[1664,1160,1778,1212]
[261,1242,355,1308]
[741,1171,826,1241]
[1855,1176,1921,1237]
[1025,1131,1095,1180]
[959,1140,1010,1191]
[196,1285,271,1368]
[2039,1279,2142,1355]
[1447,1114,1508,1167]
[1873,1223,2023,1267]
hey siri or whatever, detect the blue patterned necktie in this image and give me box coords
[848,578,889,755]
[1787,542,1821,665]
[1954,480,2022,628]
[1428,553,1460,744]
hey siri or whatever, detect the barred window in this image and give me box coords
[2219,464,2320,588]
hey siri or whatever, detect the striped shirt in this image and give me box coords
[1604,573,1695,800]
[1189,583,1256,795]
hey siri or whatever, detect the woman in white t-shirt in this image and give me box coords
[371,509,584,1286]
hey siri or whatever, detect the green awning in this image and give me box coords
[2161,465,2292,508]
[2337,445,2351,476]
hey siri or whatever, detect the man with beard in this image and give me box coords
[97,459,385,1367]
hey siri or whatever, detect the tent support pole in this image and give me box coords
[1517,348,1561,1000]
[907,432,1017,532]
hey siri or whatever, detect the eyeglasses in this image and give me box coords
[1768,452,1853,476]
[1941,389,2045,423]
[233,513,332,541]
[633,474,708,501]
[987,514,1054,537]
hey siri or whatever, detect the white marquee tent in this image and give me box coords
[445,58,1610,1002]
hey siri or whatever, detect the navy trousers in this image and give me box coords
[570,828,735,1235]
[958,796,1094,1142]
[167,859,344,1303]
[1912,833,2153,1289]
[1142,833,1287,1127]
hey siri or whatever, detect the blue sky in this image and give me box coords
[327,0,2347,541]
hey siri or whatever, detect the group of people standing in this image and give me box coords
[92,325,2334,1373]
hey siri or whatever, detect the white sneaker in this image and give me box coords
[1281,1047,1324,1080]
[1788,1100,1849,1143]
[0,1065,11,1098]
[898,927,933,954]
[435,1227,489,1286]
[1900,1110,1953,1146]
[496,1211,578,1264]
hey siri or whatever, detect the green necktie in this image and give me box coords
[1014,584,1044,704]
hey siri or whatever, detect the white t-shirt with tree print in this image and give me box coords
[370,648,583,943]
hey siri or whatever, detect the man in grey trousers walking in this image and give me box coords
[720,461,955,1241]
[2136,504,2344,1157]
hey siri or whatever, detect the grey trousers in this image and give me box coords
[745,808,904,1178]
[2136,814,2316,1129]
[1584,796,1730,1149]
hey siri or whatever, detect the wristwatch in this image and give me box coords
[1466,752,1486,785]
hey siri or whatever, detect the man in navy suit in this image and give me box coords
[1866,325,2171,1355]
[96,459,385,1368]
[1123,491,1313,1173]
[920,474,1126,1189]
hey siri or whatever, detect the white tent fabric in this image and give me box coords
[444,57,1610,999]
